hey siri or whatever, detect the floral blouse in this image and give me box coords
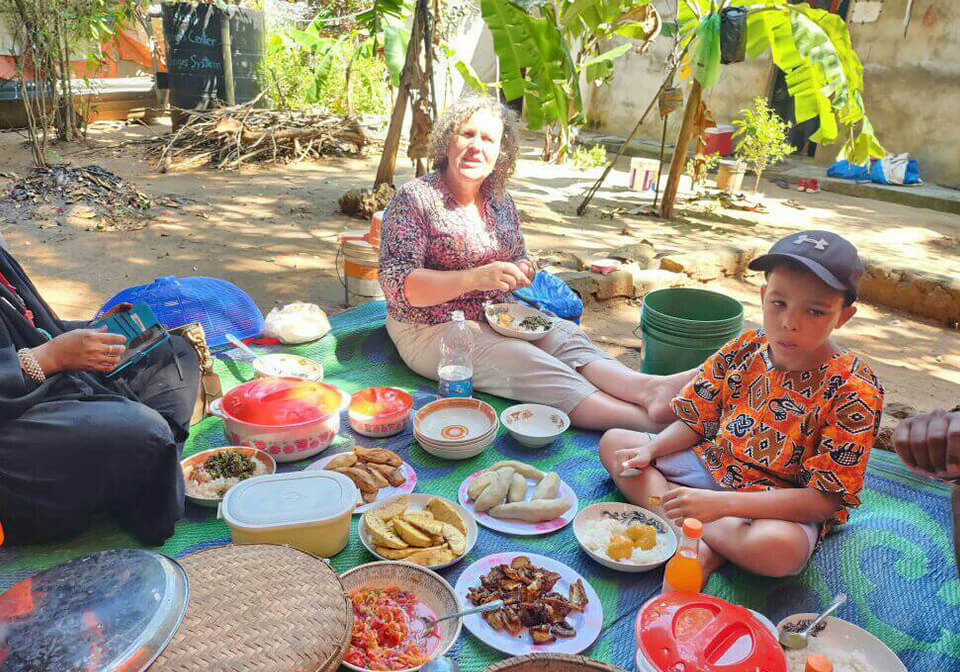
[670,329,885,537]
[379,172,529,325]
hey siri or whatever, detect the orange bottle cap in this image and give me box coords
[682,518,703,539]
[805,653,832,672]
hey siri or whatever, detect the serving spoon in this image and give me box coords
[411,599,504,635]
[779,592,847,650]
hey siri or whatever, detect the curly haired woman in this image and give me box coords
[379,93,689,432]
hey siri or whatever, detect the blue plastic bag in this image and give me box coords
[827,160,870,180]
[869,154,921,185]
[514,272,583,324]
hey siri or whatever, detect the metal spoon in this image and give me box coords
[779,593,847,650]
[420,657,461,672]
[411,599,504,635]
[225,333,258,359]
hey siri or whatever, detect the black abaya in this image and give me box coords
[0,248,199,545]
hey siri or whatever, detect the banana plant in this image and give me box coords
[481,0,660,161]
[677,0,883,164]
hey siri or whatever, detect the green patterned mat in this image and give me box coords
[2,301,959,670]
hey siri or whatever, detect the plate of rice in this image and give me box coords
[181,446,276,507]
[573,502,677,572]
[777,613,906,672]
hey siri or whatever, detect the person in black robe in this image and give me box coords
[0,246,199,546]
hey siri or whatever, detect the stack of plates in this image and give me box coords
[414,398,499,459]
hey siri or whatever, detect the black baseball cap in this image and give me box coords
[748,230,864,304]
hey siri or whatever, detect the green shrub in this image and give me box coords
[732,97,795,191]
[570,144,608,169]
[684,152,721,187]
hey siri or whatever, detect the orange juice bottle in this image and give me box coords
[805,654,832,672]
[662,518,703,593]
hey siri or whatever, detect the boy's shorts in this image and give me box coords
[654,447,819,562]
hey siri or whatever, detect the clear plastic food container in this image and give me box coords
[219,471,358,557]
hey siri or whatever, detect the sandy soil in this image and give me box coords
[1,120,959,429]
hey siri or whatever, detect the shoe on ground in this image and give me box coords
[805,178,821,193]
[797,178,808,191]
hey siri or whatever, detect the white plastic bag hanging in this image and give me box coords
[261,302,331,344]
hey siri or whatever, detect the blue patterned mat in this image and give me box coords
[2,302,958,670]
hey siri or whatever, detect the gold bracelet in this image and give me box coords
[17,348,46,383]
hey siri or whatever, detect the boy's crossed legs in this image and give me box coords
[598,429,815,580]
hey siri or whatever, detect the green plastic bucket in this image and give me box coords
[640,288,744,374]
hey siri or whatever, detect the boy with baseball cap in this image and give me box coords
[599,230,884,579]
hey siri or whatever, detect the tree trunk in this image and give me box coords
[660,80,702,219]
[754,170,762,192]
[374,0,425,187]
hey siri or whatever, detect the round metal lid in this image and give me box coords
[0,548,189,672]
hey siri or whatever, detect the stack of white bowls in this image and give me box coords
[414,397,499,460]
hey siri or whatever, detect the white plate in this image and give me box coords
[305,452,417,514]
[776,613,907,672]
[180,446,276,508]
[457,470,578,536]
[415,398,499,444]
[454,552,603,656]
[573,502,677,572]
[358,493,479,570]
[484,303,557,342]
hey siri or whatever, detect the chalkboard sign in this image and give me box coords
[161,2,265,111]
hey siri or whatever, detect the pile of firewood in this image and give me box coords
[149,101,368,171]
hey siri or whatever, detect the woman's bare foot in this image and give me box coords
[698,540,727,587]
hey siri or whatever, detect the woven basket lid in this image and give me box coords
[480,654,629,672]
[151,544,351,672]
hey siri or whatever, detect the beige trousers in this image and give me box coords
[386,316,614,415]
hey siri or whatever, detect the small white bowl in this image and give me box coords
[500,403,569,448]
[252,353,324,382]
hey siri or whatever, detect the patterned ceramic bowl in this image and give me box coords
[339,561,462,672]
[500,403,569,448]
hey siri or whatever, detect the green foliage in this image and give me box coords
[732,96,794,191]
[263,25,390,115]
[684,151,721,186]
[676,1,883,165]
[480,0,659,160]
[570,143,607,169]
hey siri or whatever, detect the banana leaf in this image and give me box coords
[582,41,631,83]
[382,19,410,87]
[679,0,883,159]
[480,0,577,131]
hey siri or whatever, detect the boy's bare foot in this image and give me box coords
[642,369,696,424]
[698,541,727,587]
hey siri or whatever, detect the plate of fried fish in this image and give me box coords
[306,445,416,513]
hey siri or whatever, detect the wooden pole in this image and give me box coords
[660,79,702,219]
[374,0,425,187]
[220,7,236,106]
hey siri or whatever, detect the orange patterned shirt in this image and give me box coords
[670,329,884,534]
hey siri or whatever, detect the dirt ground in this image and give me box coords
[1,119,959,433]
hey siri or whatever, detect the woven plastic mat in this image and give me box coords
[480,654,628,672]
[153,544,350,671]
[2,302,959,671]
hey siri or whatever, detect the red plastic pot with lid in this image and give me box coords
[211,378,346,463]
[635,592,786,672]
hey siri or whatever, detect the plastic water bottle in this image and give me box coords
[438,311,473,398]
